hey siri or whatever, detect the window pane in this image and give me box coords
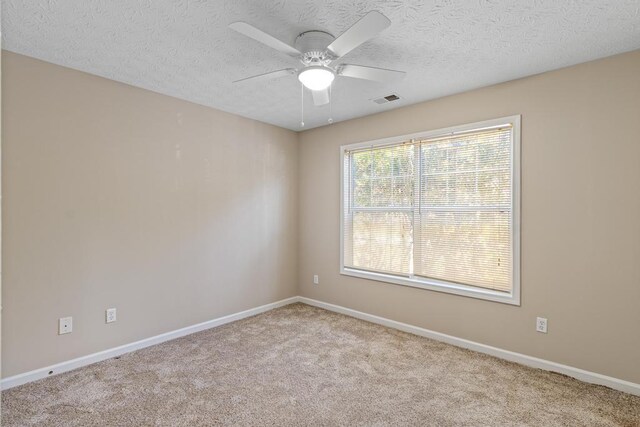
[350,211,413,275]
[352,145,414,208]
[415,211,511,291]
[421,129,511,208]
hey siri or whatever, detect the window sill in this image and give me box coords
[340,267,520,306]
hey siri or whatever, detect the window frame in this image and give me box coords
[339,115,521,305]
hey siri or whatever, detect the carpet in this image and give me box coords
[2,303,639,426]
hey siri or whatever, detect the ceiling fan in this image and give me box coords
[229,11,406,107]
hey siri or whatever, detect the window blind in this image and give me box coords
[343,124,514,293]
[344,143,415,276]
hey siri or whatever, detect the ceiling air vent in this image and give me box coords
[372,94,401,105]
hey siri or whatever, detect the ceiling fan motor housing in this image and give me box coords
[295,31,336,66]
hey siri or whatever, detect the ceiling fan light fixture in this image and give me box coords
[298,66,335,91]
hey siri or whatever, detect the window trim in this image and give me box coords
[339,115,521,306]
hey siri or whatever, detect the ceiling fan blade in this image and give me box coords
[233,68,296,84]
[311,88,330,106]
[338,64,406,83]
[229,22,301,56]
[326,11,391,59]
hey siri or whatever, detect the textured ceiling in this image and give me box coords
[3,0,640,130]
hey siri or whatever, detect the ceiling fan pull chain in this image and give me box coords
[300,83,305,128]
[330,85,334,124]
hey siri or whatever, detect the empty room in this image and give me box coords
[1,1,639,425]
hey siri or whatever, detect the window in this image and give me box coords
[340,116,520,304]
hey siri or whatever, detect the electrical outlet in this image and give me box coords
[313,275,319,285]
[106,308,117,323]
[536,317,548,333]
[59,317,72,335]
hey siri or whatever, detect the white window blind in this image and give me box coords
[342,117,520,303]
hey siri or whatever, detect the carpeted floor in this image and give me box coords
[2,303,639,426]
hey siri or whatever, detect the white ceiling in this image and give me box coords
[3,1,640,130]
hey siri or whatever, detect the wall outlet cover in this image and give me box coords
[536,317,548,333]
[59,317,73,335]
[106,308,117,323]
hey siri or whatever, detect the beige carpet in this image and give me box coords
[2,303,639,426]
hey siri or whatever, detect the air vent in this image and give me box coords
[372,94,401,104]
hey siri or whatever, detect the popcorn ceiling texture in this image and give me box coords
[2,304,639,426]
[3,0,640,130]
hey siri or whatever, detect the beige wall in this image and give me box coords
[2,49,640,385]
[1,51,298,377]
[298,50,640,384]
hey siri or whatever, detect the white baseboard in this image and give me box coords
[298,296,640,397]
[1,296,299,390]
[4,295,639,397]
